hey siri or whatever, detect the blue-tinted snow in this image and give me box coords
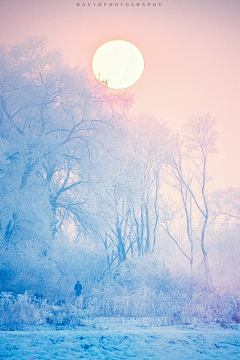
[0,320,240,360]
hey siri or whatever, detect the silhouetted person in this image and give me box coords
[74,281,82,297]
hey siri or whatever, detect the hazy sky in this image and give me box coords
[0,0,239,190]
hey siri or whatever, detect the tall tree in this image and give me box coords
[162,114,218,286]
[0,38,131,246]
[95,115,171,269]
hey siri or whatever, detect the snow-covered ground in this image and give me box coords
[1,319,240,360]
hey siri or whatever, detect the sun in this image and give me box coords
[92,40,144,90]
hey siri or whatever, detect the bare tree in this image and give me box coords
[97,116,171,268]
[129,116,170,255]
[162,114,218,286]
[210,187,240,227]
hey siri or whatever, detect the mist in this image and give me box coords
[0,38,240,359]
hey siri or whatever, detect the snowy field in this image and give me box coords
[1,319,240,360]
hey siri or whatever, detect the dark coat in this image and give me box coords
[74,283,82,295]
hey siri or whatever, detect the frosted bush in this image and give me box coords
[0,291,84,330]
[1,286,240,329]
[0,291,43,329]
[84,284,240,327]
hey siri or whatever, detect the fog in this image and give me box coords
[0,41,239,337]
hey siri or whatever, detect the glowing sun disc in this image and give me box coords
[92,40,144,89]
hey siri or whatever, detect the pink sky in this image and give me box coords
[0,0,239,190]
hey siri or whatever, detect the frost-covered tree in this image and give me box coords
[0,38,131,242]
[129,116,170,255]
[162,114,218,286]
[0,38,132,293]
[94,115,171,269]
[211,187,240,227]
